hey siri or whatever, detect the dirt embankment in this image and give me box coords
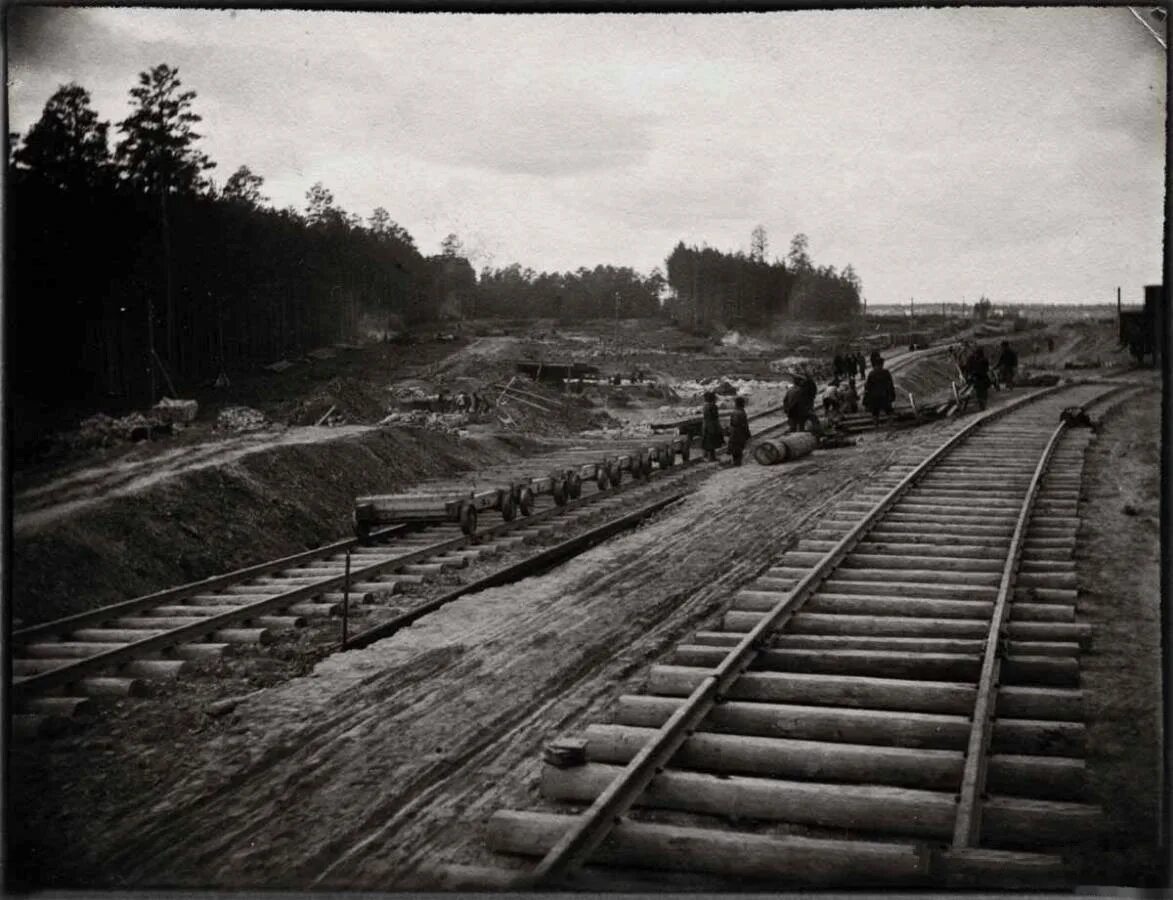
[11,428,540,626]
[1074,387,1163,887]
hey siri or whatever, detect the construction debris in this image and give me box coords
[215,406,270,432]
[76,411,172,446]
[377,410,470,436]
[153,397,199,425]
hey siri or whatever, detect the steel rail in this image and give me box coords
[523,383,1074,887]
[12,525,410,643]
[950,382,1134,848]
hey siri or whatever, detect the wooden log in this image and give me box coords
[858,539,1004,558]
[936,847,1068,889]
[542,763,1098,844]
[869,521,1015,537]
[997,686,1083,721]
[728,612,989,637]
[12,657,72,671]
[582,723,1086,799]
[1005,621,1090,645]
[672,644,982,681]
[213,628,273,645]
[615,695,972,749]
[878,514,1018,530]
[253,615,305,630]
[840,553,1005,573]
[819,578,997,599]
[767,633,988,654]
[287,601,342,618]
[223,585,292,595]
[1001,655,1079,686]
[22,642,122,658]
[172,643,232,660]
[25,696,94,718]
[487,810,931,885]
[582,723,963,789]
[1015,572,1078,589]
[77,676,148,697]
[802,595,995,620]
[542,762,956,837]
[114,617,213,630]
[123,659,189,680]
[986,753,1087,800]
[991,718,1085,756]
[647,665,978,714]
[72,628,165,643]
[1010,603,1074,622]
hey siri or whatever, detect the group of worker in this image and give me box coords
[700,391,751,466]
[697,336,1024,469]
[697,349,899,466]
[831,350,870,383]
[951,339,1018,412]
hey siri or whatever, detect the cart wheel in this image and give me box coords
[518,486,535,516]
[568,473,583,499]
[459,502,478,536]
[552,480,567,506]
[609,459,622,487]
[596,467,611,491]
[499,491,516,522]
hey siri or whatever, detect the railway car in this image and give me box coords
[1119,284,1165,365]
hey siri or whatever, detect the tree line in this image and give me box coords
[9,64,865,437]
[663,231,862,330]
[9,65,438,422]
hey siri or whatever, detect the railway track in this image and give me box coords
[10,405,796,739]
[486,379,1138,890]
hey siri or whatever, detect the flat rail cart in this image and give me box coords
[353,435,693,539]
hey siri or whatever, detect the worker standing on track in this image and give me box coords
[863,351,896,427]
[965,345,993,411]
[832,351,846,383]
[727,396,750,466]
[995,340,1018,389]
[783,371,819,433]
[700,390,724,462]
[846,351,859,383]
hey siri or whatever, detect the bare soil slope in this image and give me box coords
[12,428,538,625]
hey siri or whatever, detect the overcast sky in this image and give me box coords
[7,7,1166,304]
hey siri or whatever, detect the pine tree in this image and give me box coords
[115,64,215,195]
[222,165,268,208]
[14,83,112,191]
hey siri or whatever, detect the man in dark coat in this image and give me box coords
[832,352,846,381]
[863,352,896,427]
[727,396,750,466]
[784,372,818,433]
[966,346,992,411]
[700,390,724,461]
[845,352,859,382]
[995,340,1018,389]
